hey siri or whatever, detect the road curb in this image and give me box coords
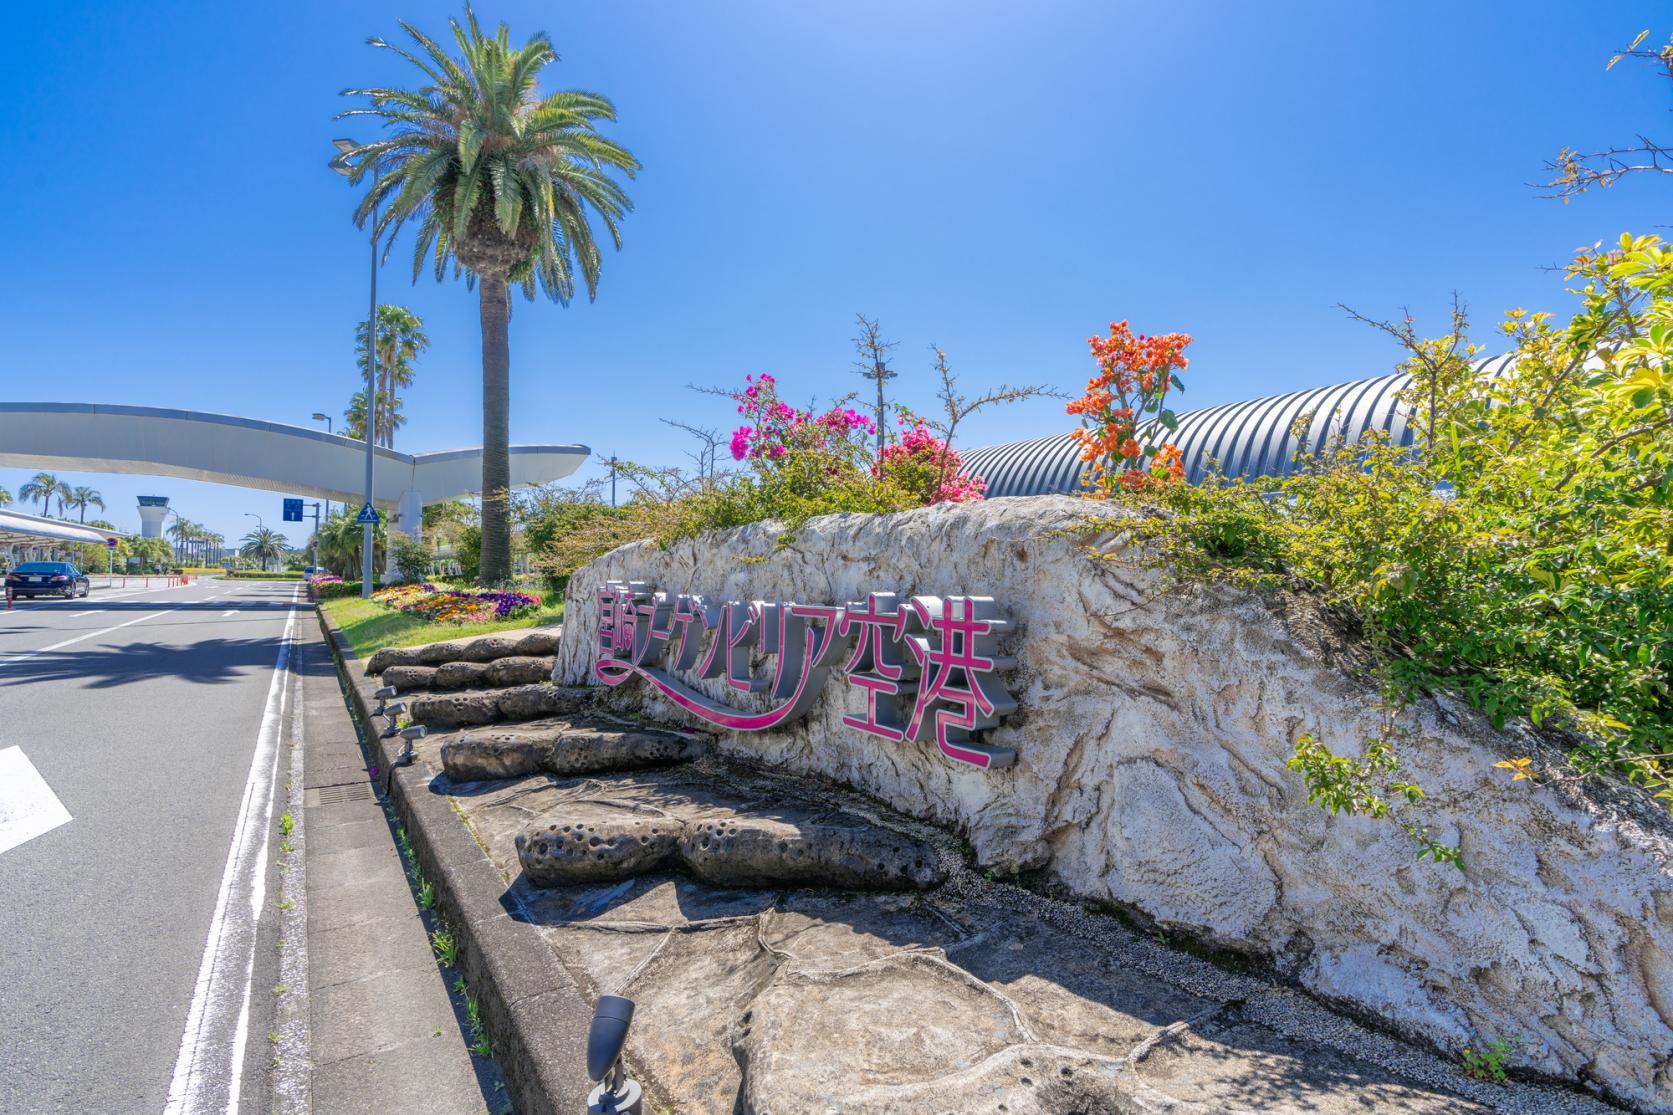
[314,605,594,1115]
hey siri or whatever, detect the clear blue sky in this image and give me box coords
[1,0,1665,549]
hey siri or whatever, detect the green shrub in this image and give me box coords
[455,524,481,583]
[389,533,430,584]
[312,579,364,599]
[1092,234,1673,842]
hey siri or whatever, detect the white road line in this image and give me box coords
[221,611,237,617]
[0,747,74,855]
[164,589,299,1115]
[71,610,97,617]
[0,610,178,666]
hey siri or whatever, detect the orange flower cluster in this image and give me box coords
[1066,320,1190,497]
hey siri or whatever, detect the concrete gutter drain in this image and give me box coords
[586,995,642,1114]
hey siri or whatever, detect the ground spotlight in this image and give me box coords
[586,994,642,1114]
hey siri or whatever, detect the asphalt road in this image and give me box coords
[0,577,302,1114]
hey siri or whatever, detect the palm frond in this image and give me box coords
[338,8,636,301]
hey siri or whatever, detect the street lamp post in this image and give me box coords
[244,512,269,571]
[311,412,334,518]
[332,138,379,600]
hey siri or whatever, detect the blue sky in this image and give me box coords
[1,0,1666,549]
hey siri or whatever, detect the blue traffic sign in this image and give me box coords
[105,537,118,549]
[282,498,304,523]
[355,503,382,525]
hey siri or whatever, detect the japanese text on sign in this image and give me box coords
[593,580,1019,769]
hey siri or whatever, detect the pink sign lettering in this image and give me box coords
[593,580,1018,769]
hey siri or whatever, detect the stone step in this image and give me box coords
[438,717,708,782]
[515,797,945,891]
[443,762,1561,1115]
[407,683,591,729]
[380,655,554,695]
[364,627,560,676]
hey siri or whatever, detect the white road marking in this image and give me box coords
[0,610,178,666]
[0,747,73,855]
[164,589,299,1115]
[221,611,237,617]
[71,610,97,617]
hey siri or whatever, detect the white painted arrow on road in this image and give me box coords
[0,746,72,855]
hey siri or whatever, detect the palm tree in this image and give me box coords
[165,517,195,564]
[0,485,10,508]
[316,508,387,578]
[18,472,60,517]
[343,388,406,446]
[356,305,428,448]
[338,9,638,584]
[240,527,290,572]
[66,486,105,523]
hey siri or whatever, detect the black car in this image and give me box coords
[5,561,91,599]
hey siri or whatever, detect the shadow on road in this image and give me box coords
[0,638,285,688]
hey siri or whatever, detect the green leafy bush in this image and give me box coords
[311,578,364,600]
[1096,235,1673,836]
[388,533,430,584]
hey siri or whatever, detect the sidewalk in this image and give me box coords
[295,622,508,1114]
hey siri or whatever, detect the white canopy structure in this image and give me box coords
[0,402,591,540]
[0,508,120,548]
[0,507,121,565]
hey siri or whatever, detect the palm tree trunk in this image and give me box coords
[477,273,513,586]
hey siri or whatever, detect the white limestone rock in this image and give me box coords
[553,495,1673,1112]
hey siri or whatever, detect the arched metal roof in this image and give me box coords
[961,354,1517,497]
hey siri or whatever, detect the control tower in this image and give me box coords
[137,495,170,538]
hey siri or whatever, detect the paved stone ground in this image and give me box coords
[400,715,1627,1115]
[298,628,511,1114]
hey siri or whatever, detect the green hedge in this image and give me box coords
[225,570,305,580]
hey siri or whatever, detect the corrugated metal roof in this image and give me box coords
[960,355,1516,497]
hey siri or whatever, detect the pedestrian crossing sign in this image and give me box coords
[355,503,381,525]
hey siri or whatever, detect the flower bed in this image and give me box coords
[309,573,362,599]
[371,583,542,624]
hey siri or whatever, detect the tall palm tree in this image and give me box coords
[66,486,105,523]
[356,304,429,448]
[165,517,194,564]
[0,485,10,508]
[18,472,60,517]
[338,8,638,584]
[240,527,290,572]
[343,388,406,446]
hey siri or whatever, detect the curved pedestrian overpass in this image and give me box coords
[0,402,590,537]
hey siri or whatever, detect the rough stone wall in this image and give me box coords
[553,496,1673,1112]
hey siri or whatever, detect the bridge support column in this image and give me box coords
[386,488,423,579]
